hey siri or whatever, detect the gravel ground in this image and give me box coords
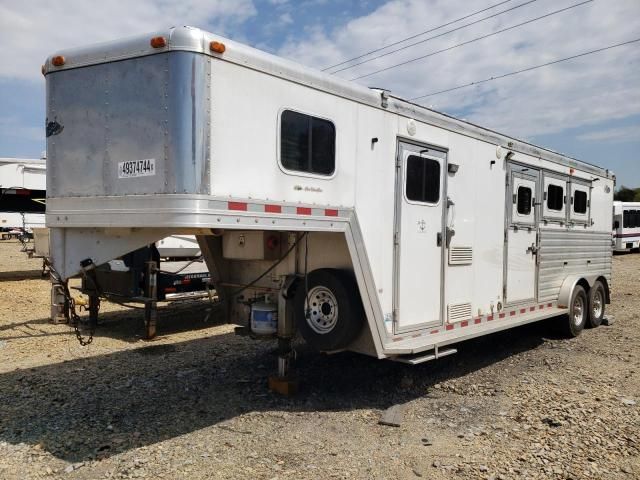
[0,239,638,479]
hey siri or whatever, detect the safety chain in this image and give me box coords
[68,288,98,346]
[44,257,98,347]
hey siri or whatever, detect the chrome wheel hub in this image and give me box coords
[573,295,585,327]
[592,290,603,319]
[305,286,339,334]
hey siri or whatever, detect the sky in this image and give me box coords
[0,0,638,187]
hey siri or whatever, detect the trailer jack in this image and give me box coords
[268,280,299,396]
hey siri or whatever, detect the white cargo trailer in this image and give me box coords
[612,201,640,252]
[43,27,614,369]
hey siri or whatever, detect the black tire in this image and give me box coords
[294,269,364,351]
[587,281,606,328]
[560,285,588,337]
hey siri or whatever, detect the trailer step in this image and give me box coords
[391,348,457,365]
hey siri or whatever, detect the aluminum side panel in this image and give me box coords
[537,229,612,302]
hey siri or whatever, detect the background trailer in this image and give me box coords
[43,27,614,378]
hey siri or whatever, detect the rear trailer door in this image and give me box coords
[393,141,447,333]
[505,166,539,305]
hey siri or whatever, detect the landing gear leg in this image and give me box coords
[144,260,158,340]
[268,278,299,396]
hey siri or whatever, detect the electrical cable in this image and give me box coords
[323,0,516,71]
[327,0,536,74]
[409,37,640,100]
[227,232,308,299]
[350,0,593,81]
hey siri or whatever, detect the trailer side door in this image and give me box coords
[504,165,539,305]
[393,141,447,333]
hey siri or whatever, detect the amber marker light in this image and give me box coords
[209,41,226,54]
[52,56,65,67]
[150,36,167,48]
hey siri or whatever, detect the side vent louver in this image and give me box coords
[449,246,473,265]
[448,302,472,323]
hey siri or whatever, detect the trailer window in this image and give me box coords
[546,184,564,211]
[574,190,588,214]
[280,110,335,176]
[406,155,440,203]
[625,210,640,228]
[517,186,532,215]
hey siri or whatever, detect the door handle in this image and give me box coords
[437,228,455,247]
[527,243,538,255]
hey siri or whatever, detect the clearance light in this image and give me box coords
[209,41,226,54]
[150,36,167,48]
[52,56,65,67]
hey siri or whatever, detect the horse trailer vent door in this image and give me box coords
[449,246,473,265]
[447,302,472,323]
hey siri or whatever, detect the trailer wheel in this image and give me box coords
[560,285,588,337]
[587,281,606,328]
[294,269,364,351]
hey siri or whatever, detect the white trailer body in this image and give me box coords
[613,201,640,252]
[0,157,46,230]
[43,27,614,361]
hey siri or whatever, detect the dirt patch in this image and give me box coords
[0,240,638,479]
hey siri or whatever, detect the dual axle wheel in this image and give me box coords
[562,280,607,337]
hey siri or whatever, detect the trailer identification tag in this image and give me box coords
[118,159,155,178]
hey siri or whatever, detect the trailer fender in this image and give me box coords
[557,274,600,309]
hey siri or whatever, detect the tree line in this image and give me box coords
[614,186,640,202]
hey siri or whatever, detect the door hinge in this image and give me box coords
[393,232,399,246]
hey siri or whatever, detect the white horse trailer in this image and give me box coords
[43,27,614,369]
[613,201,640,252]
[0,157,46,231]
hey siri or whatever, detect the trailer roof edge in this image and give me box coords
[42,26,611,179]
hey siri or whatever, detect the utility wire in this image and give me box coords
[350,0,593,81]
[328,0,537,74]
[409,37,640,100]
[323,0,515,72]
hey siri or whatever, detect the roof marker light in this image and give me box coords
[150,36,167,48]
[52,56,65,67]
[209,41,226,54]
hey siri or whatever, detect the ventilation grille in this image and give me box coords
[448,302,472,323]
[449,246,473,265]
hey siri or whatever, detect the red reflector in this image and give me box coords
[474,318,482,324]
[460,320,469,327]
[182,279,191,285]
[209,41,226,54]
[52,55,65,67]
[15,189,31,196]
[325,209,339,217]
[264,204,282,213]
[150,36,167,48]
[228,202,247,211]
[164,287,176,293]
[297,207,312,215]
[445,324,454,331]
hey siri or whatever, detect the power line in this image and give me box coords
[323,0,515,72]
[409,37,640,101]
[328,0,538,74]
[350,0,593,81]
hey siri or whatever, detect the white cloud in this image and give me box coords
[577,124,640,143]
[278,0,640,139]
[0,0,256,81]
